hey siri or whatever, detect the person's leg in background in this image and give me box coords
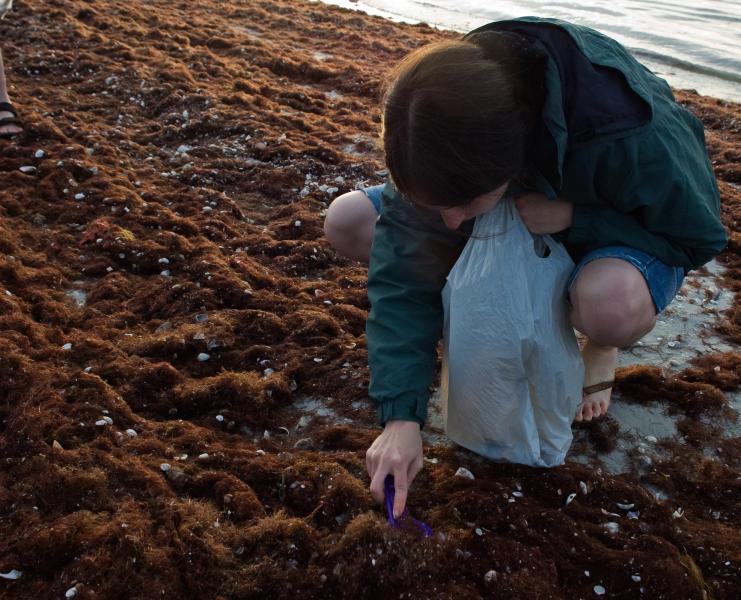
[0,49,23,138]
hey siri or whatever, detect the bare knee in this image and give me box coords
[570,259,656,347]
[324,190,378,262]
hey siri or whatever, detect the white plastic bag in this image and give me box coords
[440,200,584,467]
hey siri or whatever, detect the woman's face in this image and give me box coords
[434,181,510,230]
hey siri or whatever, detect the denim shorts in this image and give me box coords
[363,184,385,213]
[566,246,684,314]
[360,184,684,314]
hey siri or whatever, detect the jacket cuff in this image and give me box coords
[375,394,427,427]
[566,204,595,245]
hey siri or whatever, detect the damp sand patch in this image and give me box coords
[619,259,734,369]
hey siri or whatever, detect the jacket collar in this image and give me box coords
[532,50,567,192]
[468,17,656,193]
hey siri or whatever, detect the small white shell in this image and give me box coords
[0,570,22,580]
[603,522,620,534]
[455,467,475,480]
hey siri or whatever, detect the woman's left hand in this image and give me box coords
[515,193,573,234]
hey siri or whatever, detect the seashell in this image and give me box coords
[455,467,475,479]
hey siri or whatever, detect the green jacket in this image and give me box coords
[367,17,727,426]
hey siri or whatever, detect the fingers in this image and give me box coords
[514,197,529,219]
[515,197,538,233]
[392,467,409,519]
[367,455,423,518]
[392,457,425,518]
[365,447,375,480]
[365,422,423,516]
[369,466,388,505]
[366,446,386,504]
[408,454,423,482]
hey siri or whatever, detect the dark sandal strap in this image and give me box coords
[583,380,615,395]
[0,102,18,117]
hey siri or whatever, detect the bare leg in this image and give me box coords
[324,190,378,263]
[0,49,22,137]
[569,258,656,421]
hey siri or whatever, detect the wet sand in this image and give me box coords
[0,1,739,598]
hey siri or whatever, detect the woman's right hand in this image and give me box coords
[366,420,423,518]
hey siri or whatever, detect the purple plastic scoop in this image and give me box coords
[384,474,433,538]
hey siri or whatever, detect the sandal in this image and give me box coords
[0,101,23,138]
[582,380,614,395]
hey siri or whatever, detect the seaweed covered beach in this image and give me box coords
[0,1,740,598]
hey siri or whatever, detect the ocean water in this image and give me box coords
[320,0,741,102]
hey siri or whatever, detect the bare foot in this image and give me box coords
[575,340,617,422]
[0,108,22,137]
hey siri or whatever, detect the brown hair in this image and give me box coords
[381,31,547,207]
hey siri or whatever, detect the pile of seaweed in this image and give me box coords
[0,1,738,598]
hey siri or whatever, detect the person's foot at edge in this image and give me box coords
[575,340,617,421]
[0,101,23,138]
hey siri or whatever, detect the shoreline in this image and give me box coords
[318,0,741,103]
[0,1,739,598]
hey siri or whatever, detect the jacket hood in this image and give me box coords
[466,17,657,191]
